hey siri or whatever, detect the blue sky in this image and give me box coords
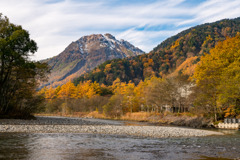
[0,0,240,60]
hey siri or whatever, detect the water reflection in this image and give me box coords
[0,131,239,160]
[0,133,29,159]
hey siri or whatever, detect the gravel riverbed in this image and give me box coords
[0,116,223,138]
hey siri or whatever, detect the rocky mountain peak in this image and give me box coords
[43,33,144,87]
[104,33,116,40]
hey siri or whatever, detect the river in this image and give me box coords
[0,119,239,160]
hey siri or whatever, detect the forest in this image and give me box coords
[39,35,240,122]
[39,75,192,118]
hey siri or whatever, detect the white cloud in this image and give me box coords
[0,0,239,60]
[116,27,189,53]
[178,0,240,25]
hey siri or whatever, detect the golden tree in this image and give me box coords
[193,34,240,119]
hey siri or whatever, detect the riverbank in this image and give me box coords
[36,111,214,128]
[0,116,223,138]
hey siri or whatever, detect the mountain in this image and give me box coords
[74,17,240,85]
[43,33,144,87]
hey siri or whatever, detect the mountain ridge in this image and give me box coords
[74,17,240,85]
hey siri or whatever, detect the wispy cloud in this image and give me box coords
[0,0,239,60]
[178,0,240,25]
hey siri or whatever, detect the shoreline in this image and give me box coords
[35,112,214,128]
[0,116,223,138]
[0,125,223,138]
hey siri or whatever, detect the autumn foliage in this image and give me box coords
[39,75,193,118]
[40,34,240,121]
[193,34,240,119]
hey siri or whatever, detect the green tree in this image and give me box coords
[0,14,48,118]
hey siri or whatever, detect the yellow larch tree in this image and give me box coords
[57,81,76,99]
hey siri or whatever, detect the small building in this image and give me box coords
[218,118,240,129]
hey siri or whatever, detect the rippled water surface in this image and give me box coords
[0,130,239,160]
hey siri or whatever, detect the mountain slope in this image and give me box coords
[43,33,144,87]
[74,17,240,85]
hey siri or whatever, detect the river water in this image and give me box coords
[0,122,239,160]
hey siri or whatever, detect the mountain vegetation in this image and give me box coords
[39,33,240,121]
[0,14,48,118]
[74,17,240,86]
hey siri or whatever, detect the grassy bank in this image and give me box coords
[35,111,213,128]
